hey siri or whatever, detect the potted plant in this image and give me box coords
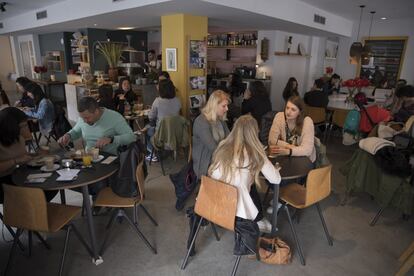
[96,42,124,82]
[33,65,47,80]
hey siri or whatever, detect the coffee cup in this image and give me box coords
[90,147,99,160]
[44,156,55,170]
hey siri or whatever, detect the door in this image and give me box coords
[19,41,34,78]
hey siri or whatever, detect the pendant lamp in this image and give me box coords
[349,5,365,64]
[361,11,375,65]
[123,35,138,52]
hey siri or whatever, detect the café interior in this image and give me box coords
[0,0,414,275]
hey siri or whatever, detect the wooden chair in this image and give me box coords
[304,105,329,142]
[181,176,241,276]
[279,165,333,265]
[326,109,349,141]
[396,240,414,276]
[94,159,158,255]
[2,184,90,276]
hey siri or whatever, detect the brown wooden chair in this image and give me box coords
[396,240,414,276]
[304,105,329,142]
[181,176,241,276]
[279,165,333,265]
[94,159,158,255]
[2,184,91,276]
[326,109,349,141]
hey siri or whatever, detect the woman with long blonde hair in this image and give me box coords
[192,90,230,179]
[209,115,280,232]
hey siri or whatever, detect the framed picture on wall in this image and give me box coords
[166,48,177,71]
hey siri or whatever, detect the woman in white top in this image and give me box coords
[209,115,281,229]
[268,95,316,163]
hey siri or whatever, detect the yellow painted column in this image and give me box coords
[161,14,208,117]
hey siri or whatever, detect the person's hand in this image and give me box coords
[95,137,112,148]
[15,154,33,165]
[118,94,125,100]
[269,145,290,155]
[244,89,251,100]
[58,133,71,146]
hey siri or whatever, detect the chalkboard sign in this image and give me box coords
[358,36,407,88]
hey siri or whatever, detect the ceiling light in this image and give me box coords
[118,27,134,30]
[381,17,387,20]
[94,23,98,26]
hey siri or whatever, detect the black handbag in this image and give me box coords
[169,161,198,210]
[393,132,413,150]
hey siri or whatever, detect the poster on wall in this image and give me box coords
[189,76,206,90]
[189,94,206,109]
[190,40,206,68]
[166,48,177,71]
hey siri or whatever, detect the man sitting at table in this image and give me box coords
[304,78,328,108]
[58,97,136,155]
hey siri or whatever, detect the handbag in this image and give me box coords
[258,237,291,265]
[169,160,198,210]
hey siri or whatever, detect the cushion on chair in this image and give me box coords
[279,184,306,208]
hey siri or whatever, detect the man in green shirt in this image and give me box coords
[58,97,136,155]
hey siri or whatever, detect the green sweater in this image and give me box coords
[68,108,136,155]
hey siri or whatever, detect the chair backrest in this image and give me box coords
[304,105,326,124]
[194,176,238,232]
[304,165,332,206]
[2,184,49,232]
[332,109,349,128]
[135,159,145,201]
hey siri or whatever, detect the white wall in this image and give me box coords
[256,30,328,111]
[336,17,414,85]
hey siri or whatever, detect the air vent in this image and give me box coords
[36,10,47,20]
[314,14,326,25]
[0,22,3,29]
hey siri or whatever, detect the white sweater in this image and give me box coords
[268,112,316,162]
[210,156,281,220]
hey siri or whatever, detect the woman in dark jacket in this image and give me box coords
[241,81,272,127]
[114,77,137,114]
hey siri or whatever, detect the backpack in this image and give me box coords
[343,109,361,135]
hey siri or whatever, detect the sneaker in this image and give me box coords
[145,154,158,162]
[266,202,283,214]
[257,218,272,233]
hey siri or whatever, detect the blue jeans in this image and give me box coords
[146,125,155,153]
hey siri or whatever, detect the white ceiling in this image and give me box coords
[299,0,414,20]
[0,0,67,19]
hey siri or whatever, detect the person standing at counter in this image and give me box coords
[146,49,161,74]
[114,77,137,114]
[241,80,272,127]
[58,97,136,155]
[22,83,55,136]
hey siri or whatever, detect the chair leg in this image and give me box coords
[370,207,385,226]
[231,255,242,276]
[34,231,51,250]
[140,205,158,226]
[5,228,23,276]
[121,210,157,254]
[59,226,71,276]
[28,231,33,257]
[181,217,204,270]
[0,212,25,251]
[284,205,305,265]
[316,203,333,246]
[211,223,220,241]
[70,224,93,256]
[99,210,119,256]
[60,190,66,204]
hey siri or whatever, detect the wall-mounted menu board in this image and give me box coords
[358,36,407,88]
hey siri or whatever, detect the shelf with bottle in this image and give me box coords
[207,32,258,48]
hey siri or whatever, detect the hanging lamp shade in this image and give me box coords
[349,5,366,64]
[123,35,138,52]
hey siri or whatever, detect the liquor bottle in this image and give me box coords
[241,35,246,46]
[235,34,239,46]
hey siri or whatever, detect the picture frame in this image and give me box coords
[166,48,177,71]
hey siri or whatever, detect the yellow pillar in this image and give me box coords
[161,14,208,117]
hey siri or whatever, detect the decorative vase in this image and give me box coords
[108,68,118,82]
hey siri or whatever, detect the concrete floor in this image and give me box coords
[0,134,413,275]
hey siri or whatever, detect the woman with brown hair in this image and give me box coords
[268,95,316,162]
[282,77,299,102]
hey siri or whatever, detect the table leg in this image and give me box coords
[81,186,103,265]
[270,184,280,236]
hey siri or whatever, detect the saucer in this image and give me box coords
[92,155,104,163]
[40,164,60,172]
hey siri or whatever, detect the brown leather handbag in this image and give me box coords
[258,237,291,264]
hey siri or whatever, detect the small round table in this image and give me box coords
[268,156,314,235]
[12,153,119,265]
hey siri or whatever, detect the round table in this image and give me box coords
[12,153,119,265]
[268,156,314,235]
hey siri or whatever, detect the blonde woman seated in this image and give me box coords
[268,95,316,163]
[209,115,281,234]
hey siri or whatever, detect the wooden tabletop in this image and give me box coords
[12,153,119,190]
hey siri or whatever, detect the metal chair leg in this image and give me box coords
[140,205,158,226]
[122,210,157,254]
[99,210,119,256]
[316,203,333,246]
[59,190,66,204]
[231,255,241,276]
[211,223,220,241]
[59,226,71,276]
[34,231,51,250]
[181,217,204,270]
[70,224,93,256]
[106,209,118,229]
[370,207,385,226]
[28,231,33,257]
[5,228,23,276]
[284,205,305,265]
